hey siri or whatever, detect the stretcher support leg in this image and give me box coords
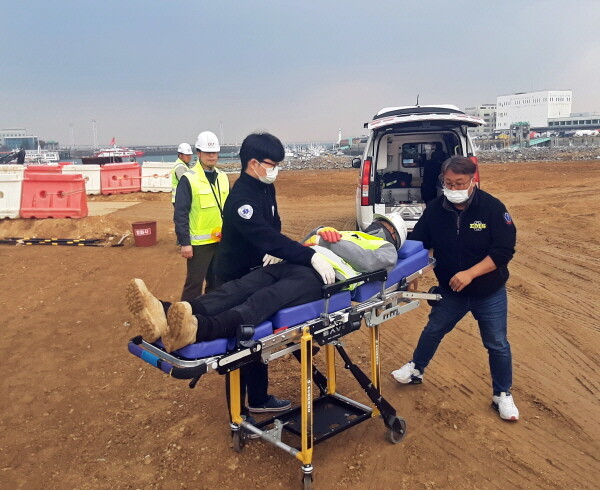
[228,369,243,425]
[325,344,336,394]
[369,324,381,417]
[297,325,314,478]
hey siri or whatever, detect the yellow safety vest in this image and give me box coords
[312,246,361,290]
[338,230,387,250]
[311,231,390,290]
[182,167,229,245]
[171,158,190,203]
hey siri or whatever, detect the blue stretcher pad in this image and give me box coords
[150,240,428,361]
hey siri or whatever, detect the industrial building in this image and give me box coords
[0,128,39,150]
[495,90,572,130]
[464,104,497,136]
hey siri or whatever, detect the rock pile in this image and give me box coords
[478,146,600,163]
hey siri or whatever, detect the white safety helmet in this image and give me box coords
[177,143,193,155]
[195,131,220,152]
[373,211,408,250]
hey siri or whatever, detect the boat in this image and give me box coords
[24,149,60,164]
[93,138,144,160]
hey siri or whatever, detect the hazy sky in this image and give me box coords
[2,1,599,147]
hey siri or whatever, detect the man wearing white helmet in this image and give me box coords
[170,143,194,205]
[174,131,230,301]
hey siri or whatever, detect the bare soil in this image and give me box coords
[1,161,599,489]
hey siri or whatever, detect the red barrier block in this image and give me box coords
[100,162,141,195]
[20,173,88,218]
[24,165,63,177]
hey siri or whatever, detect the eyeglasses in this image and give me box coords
[258,160,278,168]
[442,179,473,190]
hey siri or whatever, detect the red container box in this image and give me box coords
[20,173,88,218]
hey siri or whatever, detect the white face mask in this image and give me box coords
[255,162,279,184]
[443,180,473,204]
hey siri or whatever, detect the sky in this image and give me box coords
[2,0,599,147]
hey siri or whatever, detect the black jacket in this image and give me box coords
[214,172,315,282]
[411,188,516,298]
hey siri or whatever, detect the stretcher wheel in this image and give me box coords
[232,430,245,453]
[302,473,313,490]
[386,417,407,444]
[427,286,441,306]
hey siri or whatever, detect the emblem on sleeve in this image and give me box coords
[504,212,513,225]
[238,204,254,219]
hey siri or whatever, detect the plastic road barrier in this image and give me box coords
[20,173,88,218]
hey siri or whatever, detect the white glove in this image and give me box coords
[262,254,283,266]
[310,253,336,285]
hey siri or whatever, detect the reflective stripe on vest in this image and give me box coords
[312,245,361,290]
[183,168,229,245]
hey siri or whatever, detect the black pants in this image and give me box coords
[204,263,323,409]
[181,243,219,302]
[188,263,324,341]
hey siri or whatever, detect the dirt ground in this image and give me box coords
[1,161,599,489]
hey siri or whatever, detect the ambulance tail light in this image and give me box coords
[469,156,481,187]
[360,159,372,206]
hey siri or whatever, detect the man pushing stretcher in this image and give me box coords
[127,212,407,352]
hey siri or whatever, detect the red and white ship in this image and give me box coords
[93,138,144,158]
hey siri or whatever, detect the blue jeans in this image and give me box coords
[412,285,512,394]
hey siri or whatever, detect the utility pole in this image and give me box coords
[92,120,98,150]
[69,124,75,150]
[219,121,224,145]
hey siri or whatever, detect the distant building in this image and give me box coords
[464,104,496,136]
[547,113,600,131]
[0,128,39,150]
[496,90,572,130]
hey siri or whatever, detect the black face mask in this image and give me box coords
[364,222,395,246]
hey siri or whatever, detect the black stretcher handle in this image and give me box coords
[322,269,388,298]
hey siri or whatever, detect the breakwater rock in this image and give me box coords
[478,146,600,163]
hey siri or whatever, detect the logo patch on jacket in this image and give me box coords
[504,212,513,225]
[238,204,253,219]
[470,221,486,231]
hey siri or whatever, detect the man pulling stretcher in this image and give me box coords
[127,212,407,352]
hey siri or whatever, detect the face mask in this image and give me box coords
[255,162,279,184]
[443,180,473,204]
[364,222,394,245]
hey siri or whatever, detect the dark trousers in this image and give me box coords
[181,243,219,302]
[206,263,323,409]
[412,285,512,394]
[189,263,324,341]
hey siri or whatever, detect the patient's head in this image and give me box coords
[364,212,408,250]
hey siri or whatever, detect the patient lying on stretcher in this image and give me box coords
[127,212,407,353]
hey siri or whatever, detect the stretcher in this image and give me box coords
[128,240,439,488]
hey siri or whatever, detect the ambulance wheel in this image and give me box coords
[386,418,407,444]
[302,473,313,490]
[232,431,245,453]
[427,286,441,306]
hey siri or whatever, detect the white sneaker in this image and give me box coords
[391,361,423,385]
[492,392,519,421]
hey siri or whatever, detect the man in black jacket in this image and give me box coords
[391,156,520,421]
[211,132,335,415]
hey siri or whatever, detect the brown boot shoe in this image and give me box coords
[126,278,168,342]
[164,302,198,352]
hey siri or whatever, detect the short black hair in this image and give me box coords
[239,132,285,170]
[441,155,476,176]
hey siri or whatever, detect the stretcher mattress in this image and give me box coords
[156,240,428,360]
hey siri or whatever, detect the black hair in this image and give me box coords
[239,132,285,170]
[441,155,476,176]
